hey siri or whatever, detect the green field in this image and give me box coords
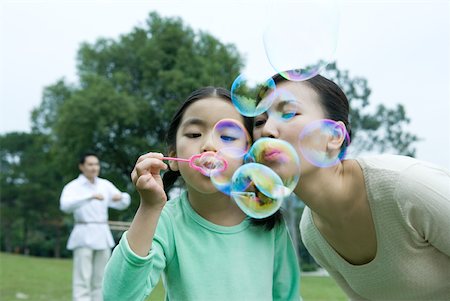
[0,252,346,300]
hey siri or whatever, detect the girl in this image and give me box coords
[103,87,301,301]
[253,73,450,300]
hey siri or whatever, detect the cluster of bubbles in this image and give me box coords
[231,138,300,218]
[194,119,300,219]
[193,0,347,219]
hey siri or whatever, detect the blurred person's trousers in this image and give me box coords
[73,247,111,301]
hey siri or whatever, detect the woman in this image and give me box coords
[252,73,450,300]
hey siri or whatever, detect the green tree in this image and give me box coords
[30,12,243,224]
[4,12,419,260]
[0,132,66,257]
[324,62,419,156]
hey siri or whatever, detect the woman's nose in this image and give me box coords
[260,117,279,139]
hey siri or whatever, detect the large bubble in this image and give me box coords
[210,119,252,195]
[299,119,350,168]
[246,137,300,192]
[263,0,340,81]
[230,163,290,219]
[265,88,302,123]
[230,74,277,117]
[212,119,251,158]
[190,152,228,177]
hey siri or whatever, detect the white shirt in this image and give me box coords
[60,174,131,250]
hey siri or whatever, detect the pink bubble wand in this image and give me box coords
[161,152,228,176]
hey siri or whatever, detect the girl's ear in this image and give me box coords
[326,121,347,152]
[168,150,179,171]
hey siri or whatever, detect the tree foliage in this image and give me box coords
[1,12,418,257]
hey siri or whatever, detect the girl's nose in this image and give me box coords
[201,135,217,153]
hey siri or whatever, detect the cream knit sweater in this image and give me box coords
[300,155,450,300]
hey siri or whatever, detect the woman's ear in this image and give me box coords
[327,121,347,152]
[167,150,179,171]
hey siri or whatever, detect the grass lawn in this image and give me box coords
[0,252,346,300]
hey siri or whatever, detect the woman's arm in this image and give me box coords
[396,162,450,256]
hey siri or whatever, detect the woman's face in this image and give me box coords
[173,97,249,194]
[253,81,327,177]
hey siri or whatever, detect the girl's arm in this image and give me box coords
[103,212,174,301]
[127,152,168,256]
[102,153,170,301]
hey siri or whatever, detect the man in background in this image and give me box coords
[60,152,131,301]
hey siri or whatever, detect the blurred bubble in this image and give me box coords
[263,0,340,81]
[246,137,300,192]
[212,119,251,158]
[299,119,350,168]
[209,119,252,194]
[266,88,301,123]
[231,74,277,117]
[230,163,290,218]
[190,152,228,177]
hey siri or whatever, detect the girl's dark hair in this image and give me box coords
[162,86,281,231]
[271,73,352,146]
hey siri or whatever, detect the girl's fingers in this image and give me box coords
[135,152,164,165]
[135,158,168,177]
[131,153,167,186]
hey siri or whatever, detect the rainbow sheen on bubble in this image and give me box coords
[212,119,251,158]
[265,88,302,123]
[263,0,340,81]
[246,138,300,192]
[231,74,277,117]
[299,119,350,168]
[190,152,228,177]
[230,163,290,218]
[210,119,252,195]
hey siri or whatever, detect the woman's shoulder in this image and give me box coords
[356,154,419,172]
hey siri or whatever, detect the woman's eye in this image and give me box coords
[281,112,296,119]
[185,133,201,138]
[281,112,300,120]
[254,119,266,127]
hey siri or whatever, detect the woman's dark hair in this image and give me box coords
[162,86,281,231]
[271,73,352,146]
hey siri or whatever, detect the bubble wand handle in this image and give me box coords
[161,157,191,163]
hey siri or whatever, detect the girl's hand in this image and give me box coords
[131,152,168,208]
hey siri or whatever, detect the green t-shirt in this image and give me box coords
[103,191,301,301]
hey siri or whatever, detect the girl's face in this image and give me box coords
[253,81,327,177]
[172,97,248,193]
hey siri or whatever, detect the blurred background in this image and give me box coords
[1,0,449,300]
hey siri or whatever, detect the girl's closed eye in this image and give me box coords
[185,133,202,138]
[220,135,238,142]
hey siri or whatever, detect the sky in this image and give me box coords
[1,0,449,169]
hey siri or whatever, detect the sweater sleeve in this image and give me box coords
[272,219,301,301]
[103,210,175,301]
[395,162,450,256]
